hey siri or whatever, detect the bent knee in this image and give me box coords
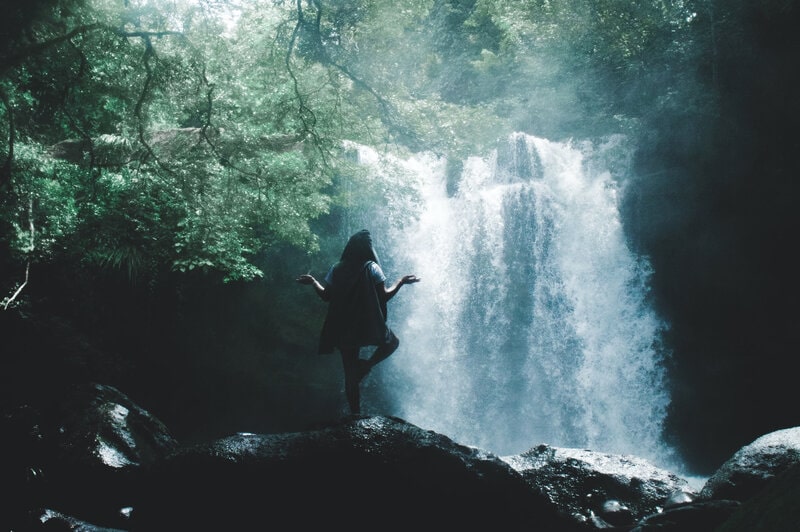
[389,333,399,350]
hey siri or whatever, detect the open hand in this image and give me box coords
[402,275,421,285]
[296,274,315,284]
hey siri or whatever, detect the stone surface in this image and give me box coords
[502,443,691,527]
[130,415,571,531]
[715,461,800,531]
[7,381,800,531]
[699,427,800,502]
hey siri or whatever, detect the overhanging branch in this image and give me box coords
[2,261,30,311]
[2,197,34,311]
[287,0,323,163]
[0,85,14,188]
[132,36,176,176]
[0,23,102,76]
[290,0,421,150]
[1,25,183,76]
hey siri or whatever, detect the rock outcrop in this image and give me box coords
[502,444,691,528]
[5,382,800,531]
[699,426,800,502]
[130,416,568,531]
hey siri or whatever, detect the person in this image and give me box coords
[296,229,420,415]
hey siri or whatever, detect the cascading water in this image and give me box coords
[354,133,675,469]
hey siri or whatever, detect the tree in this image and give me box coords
[0,0,341,308]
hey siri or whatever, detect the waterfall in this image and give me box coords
[355,133,674,468]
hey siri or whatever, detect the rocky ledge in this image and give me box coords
[2,383,799,531]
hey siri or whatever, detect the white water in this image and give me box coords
[354,133,676,469]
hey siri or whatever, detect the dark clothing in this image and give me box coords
[338,228,381,266]
[318,230,393,354]
[339,331,399,414]
[308,229,404,414]
[318,260,392,354]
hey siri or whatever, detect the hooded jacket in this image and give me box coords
[318,230,391,354]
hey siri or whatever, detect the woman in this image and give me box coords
[296,229,420,414]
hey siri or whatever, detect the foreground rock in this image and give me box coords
[699,426,800,502]
[1,383,177,530]
[633,498,741,531]
[130,415,570,531]
[502,444,691,528]
[44,383,178,524]
[715,461,800,531]
[7,382,800,530]
[632,426,800,531]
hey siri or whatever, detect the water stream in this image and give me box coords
[353,133,675,469]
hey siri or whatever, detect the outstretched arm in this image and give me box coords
[382,274,420,301]
[296,274,330,301]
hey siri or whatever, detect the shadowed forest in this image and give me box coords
[1,0,798,477]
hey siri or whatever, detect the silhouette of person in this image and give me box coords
[296,229,420,414]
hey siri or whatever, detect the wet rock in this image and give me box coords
[715,461,800,531]
[130,415,571,531]
[699,427,800,502]
[502,444,690,527]
[40,383,177,529]
[632,499,741,531]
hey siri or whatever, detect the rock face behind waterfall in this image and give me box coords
[5,382,800,531]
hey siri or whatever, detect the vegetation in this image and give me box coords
[1,0,797,473]
[0,0,705,295]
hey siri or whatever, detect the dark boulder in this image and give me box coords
[34,508,129,531]
[11,381,800,532]
[630,426,800,530]
[502,444,691,528]
[32,383,176,529]
[130,415,572,531]
[715,461,800,531]
[632,498,741,531]
[699,427,800,502]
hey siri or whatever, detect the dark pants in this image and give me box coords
[339,331,399,414]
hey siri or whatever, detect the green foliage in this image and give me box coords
[3,142,80,263]
[0,0,740,298]
[1,0,342,288]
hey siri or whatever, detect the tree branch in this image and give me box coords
[2,261,30,311]
[1,23,102,76]
[197,82,262,180]
[0,85,15,189]
[293,0,421,150]
[117,30,184,39]
[132,36,176,176]
[285,0,327,165]
[2,197,34,311]
[3,21,187,179]
[1,24,184,76]
[62,39,101,193]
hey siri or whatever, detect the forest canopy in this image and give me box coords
[1,0,705,294]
